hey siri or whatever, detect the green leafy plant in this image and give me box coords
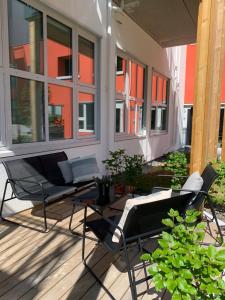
[124,154,146,187]
[141,209,225,300]
[102,149,127,177]
[164,151,188,189]
[210,161,225,208]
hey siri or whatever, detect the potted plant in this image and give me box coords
[102,149,127,195]
[124,154,146,193]
[141,209,225,299]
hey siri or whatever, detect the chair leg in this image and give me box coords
[206,195,224,245]
[123,243,137,300]
[0,180,9,220]
[81,206,115,300]
[43,201,48,232]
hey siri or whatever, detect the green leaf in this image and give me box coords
[207,245,217,259]
[168,209,179,217]
[165,279,177,293]
[180,269,193,279]
[216,249,225,261]
[153,274,164,291]
[162,218,175,228]
[171,290,182,300]
[140,253,151,261]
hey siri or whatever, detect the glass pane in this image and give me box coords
[78,92,95,136]
[128,100,135,134]
[10,76,45,144]
[162,79,167,104]
[162,107,167,130]
[47,17,72,80]
[116,100,125,133]
[157,77,163,103]
[130,62,137,97]
[48,84,73,140]
[151,74,157,103]
[8,0,44,74]
[137,65,144,99]
[78,36,94,85]
[156,107,162,130]
[151,107,156,130]
[136,101,144,134]
[116,56,126,94]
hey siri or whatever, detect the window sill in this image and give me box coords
[115,134,146,142]
[0,138,100,159]
[150,131,168,137]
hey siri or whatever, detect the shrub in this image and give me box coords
[210,161,225,208]
[164,151,188,189]
[141,209,225,300]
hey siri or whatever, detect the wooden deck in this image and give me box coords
[0,196,223,300]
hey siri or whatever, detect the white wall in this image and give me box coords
[0,0,185,216]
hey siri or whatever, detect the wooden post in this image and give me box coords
[190,0,225,173]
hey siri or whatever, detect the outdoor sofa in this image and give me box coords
[0,151,96,231]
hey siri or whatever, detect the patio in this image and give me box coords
[0,194,222,300]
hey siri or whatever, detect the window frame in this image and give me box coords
[150,69,170,135]
[0,0,100,154]
[0,1,4,147]
[115,49,147,140]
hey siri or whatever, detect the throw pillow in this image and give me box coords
[180,171,203,195]
[112,189,172,243]
[70,154,100,183]
[57,157,79,184]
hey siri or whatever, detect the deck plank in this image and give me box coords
[0,198,223,300]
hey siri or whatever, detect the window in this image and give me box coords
[115,53,146,136]
[78,92,95,136]
[47,16,72,80]
[3,0,98,148]
[77,35,96,137]
[150,71,169,132]
[8,0,44,74]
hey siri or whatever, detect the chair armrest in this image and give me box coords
[9,178,47,198]
[156,174,188,178]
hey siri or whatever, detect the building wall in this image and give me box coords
[0,0,185,216]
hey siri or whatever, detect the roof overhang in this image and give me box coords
[113,0,201,48]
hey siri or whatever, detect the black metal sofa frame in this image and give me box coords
[82,164,223,300]
[0,151,95,231]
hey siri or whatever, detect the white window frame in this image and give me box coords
[150,69,170,135]
[115,49,147,139]
[0,0,100,155]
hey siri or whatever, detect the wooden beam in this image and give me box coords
[190,0,225,173]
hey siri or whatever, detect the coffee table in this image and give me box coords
[69,185,126,235]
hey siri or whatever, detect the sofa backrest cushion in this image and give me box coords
[39,152,68,185]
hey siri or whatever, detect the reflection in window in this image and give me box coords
[130,62,137,98]
[78,36,94,85]
[8,0,44,74]
[116,56,126,94]
[10,76,45,144]
[116,100,125,133]
[78,93,95,136]
[48,84,72,140]
[47,17,72,80]
[115,54,146,136]
[150,71,169,132]
[128,100,136,135]
[136,102,144,135]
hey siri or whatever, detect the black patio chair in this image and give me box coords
[82,164,223,300]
